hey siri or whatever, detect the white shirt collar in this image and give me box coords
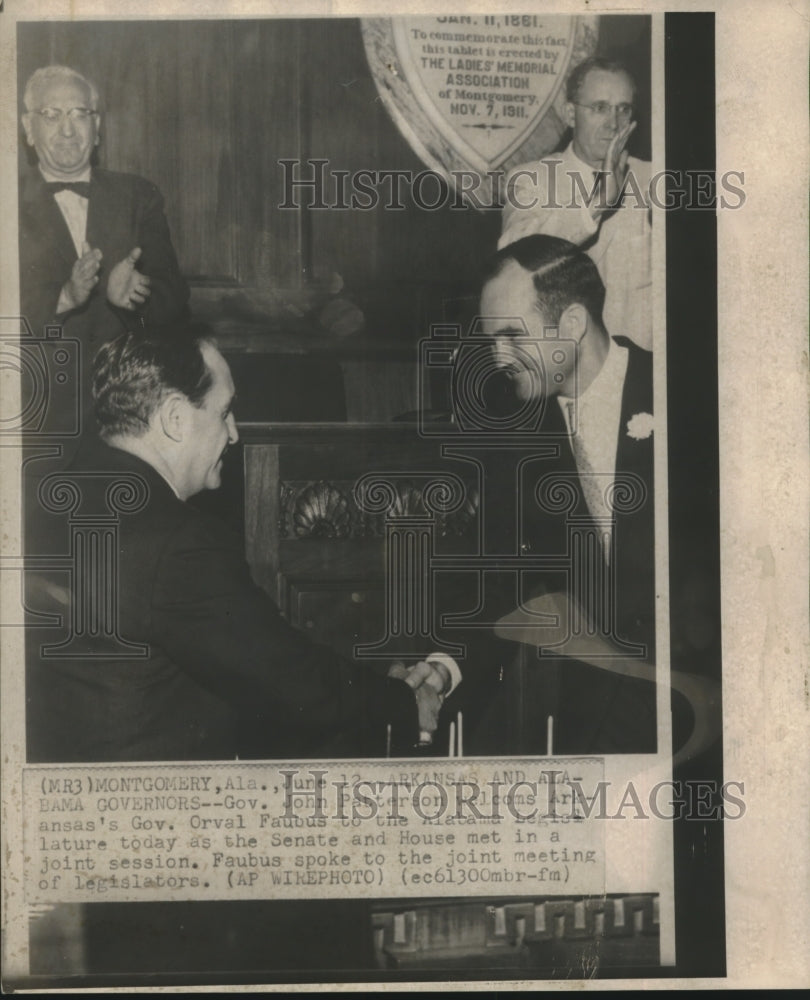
[558,336,628,420]
[566,142,600,177]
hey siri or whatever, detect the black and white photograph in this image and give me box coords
[1,0,807,991]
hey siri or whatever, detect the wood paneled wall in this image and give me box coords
[17,17,649,340]
[18,21,306,289]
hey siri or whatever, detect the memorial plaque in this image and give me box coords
[362,14,599,204]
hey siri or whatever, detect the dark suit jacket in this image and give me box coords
[521,336,655,653]
[18,167,189,444]
[464,338,660,755]
[26,442,419,763]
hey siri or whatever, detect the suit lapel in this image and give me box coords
[551,341,655,645]
[613,341,655,654]
[20,170,77,268]
[538,342,654,535]
[615,340,654,483]
[86,169,117,249]
[86,169,136,259]
[520,395,587,560]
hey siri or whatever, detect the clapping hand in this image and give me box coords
[107,246,152,310]
[60,241,102,311]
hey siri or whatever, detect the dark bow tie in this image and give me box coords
[47,181,91,198]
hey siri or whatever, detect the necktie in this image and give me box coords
[47,181,91,198]
[567,401,613,558]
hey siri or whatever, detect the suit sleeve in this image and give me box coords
[149,515,419,750]
[18,215,69,336]
[19,261,65,336]
[132,180,190,326]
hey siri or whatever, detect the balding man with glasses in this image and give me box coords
[19,65,188,447]
[500,57,652,351]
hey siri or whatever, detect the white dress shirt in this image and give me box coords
[40,166,91,315]
[40,165,91,256]
[557,337,629,560]
[500,144,653,351]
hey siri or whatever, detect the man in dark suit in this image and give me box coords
[26,327,457,762]
[19,65,189,444]
[469,234,657,754]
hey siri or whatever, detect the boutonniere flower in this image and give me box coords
[626,412,654,440]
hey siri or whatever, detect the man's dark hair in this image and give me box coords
[483,235,607,327]
[565,55,637,105]
[93,325,216,439]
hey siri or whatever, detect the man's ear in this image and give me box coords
[22,114,35,147]
[157,393,188,443]
[563,100,576,131]
[559,303,589,344]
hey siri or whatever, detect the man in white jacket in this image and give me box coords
[500,57,652,352]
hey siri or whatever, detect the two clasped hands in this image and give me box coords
[388,654,459,745]
[60,243,151,314]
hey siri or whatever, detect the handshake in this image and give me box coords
[388,653,461,746]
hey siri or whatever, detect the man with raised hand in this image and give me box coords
[500,57,652,352]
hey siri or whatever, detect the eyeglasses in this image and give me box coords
[32,107,99,124]
[574,101,634,123]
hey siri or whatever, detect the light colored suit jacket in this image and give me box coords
[499,144,653,351]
